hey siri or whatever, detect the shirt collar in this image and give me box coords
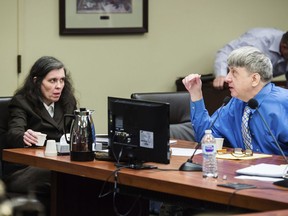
[43,102,54,109]
[253,82,273,110]
[43,102,55,117]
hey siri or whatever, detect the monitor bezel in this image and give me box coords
[107,96,170,166]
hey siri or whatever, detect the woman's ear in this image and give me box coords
[33,77,37,83]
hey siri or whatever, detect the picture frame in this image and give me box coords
[59,0,148,35]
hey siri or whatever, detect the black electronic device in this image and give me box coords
[217,183,256,190]
[108,97,170,167]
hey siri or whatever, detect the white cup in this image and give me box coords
[215,138,224,150]
[45,140,57,156]
[35,133,47,146]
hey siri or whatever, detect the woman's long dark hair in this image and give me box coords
[15,56,77,113]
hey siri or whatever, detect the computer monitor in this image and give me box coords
[108,96,170,166]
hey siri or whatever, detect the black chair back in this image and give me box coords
[0,97,12,178]
[131,92,195,141]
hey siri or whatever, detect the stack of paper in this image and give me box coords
[171,147,202,156]
[236,163,288,178]
[216,153,272,160]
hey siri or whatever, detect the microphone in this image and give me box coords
[179,96,231,171]
[179,143,202,171]
[209,96,231,129]
[247,99,288,188]
[247,99,288,163]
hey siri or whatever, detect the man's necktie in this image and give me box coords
[241,105,252,150]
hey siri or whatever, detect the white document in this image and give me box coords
[236,163,288,178]
[235,175,283,182]
[171,147,202,156]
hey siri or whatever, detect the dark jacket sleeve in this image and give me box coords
[6,95,29,148]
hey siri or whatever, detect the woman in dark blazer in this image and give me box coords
[3,56,77,214]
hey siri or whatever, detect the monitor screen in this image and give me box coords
[108,97,170,166]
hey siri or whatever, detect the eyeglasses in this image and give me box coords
[231,148,253,158]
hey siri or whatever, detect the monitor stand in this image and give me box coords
[115,161,157,170]
[114,153,158,170]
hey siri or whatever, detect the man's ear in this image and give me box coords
[280,41,288,49]
[251,73,261,87]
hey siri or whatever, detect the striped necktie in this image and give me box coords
[241,105,252,150]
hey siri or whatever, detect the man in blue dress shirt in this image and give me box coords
[213,28,288,89]
[182,46,288,155]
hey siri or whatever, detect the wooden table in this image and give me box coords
[3,140,288,215]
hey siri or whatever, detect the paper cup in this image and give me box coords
[215,138,224,150]
[45,140,57,156]
[35,133,47,146]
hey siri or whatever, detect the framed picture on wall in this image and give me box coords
[59,0,148,35]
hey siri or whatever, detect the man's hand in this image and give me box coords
[213,76,226,90]
[182,74,203,101]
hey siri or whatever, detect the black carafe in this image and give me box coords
[64,108,95,161]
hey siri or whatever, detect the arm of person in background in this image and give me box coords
[213,44,234,90]
[213,28,285,89]
[213,29,263,90]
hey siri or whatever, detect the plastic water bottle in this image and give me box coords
[201,129,218,178]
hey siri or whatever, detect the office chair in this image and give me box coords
[0,97,46,215]
[0,97,12,178]
[131,92,195,141]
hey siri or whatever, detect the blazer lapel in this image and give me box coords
[53,103,65,128]
[40,103,63,131]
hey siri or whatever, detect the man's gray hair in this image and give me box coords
[227,46,273,82]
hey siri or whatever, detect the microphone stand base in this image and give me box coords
[179,160,202,172]
[273,179,288,188]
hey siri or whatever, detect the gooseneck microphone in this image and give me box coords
[179,96,231,171]
[209,96,231,129]
[247,98,288,188]
[247,99,288,163]
[178,143,202,171]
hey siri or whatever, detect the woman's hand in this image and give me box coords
[23,129,38,146]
